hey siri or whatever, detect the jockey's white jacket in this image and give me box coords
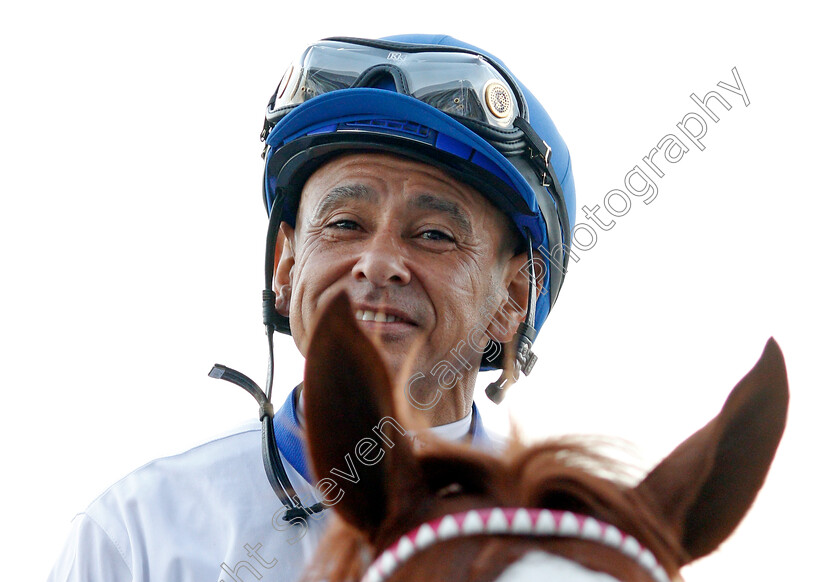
[48,387,496,582]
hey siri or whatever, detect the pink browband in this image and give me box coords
[361,507,670,582]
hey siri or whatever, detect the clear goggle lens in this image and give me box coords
[269,40,522,129]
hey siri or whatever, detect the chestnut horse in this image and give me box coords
[301,293,788,582]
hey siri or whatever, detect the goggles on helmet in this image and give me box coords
[263,37,527,137]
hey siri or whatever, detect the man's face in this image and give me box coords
[275,152,527,399]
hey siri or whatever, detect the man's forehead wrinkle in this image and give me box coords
[309,183,378,223]
[411,193,472,234]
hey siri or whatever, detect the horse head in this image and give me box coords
[302,292,788,581]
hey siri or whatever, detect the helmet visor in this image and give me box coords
[267,39,523,129]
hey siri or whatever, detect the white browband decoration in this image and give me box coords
[360,507,670,582]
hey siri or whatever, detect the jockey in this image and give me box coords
[48,35,576,582]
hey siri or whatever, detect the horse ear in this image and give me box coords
[635,338,789,565]
[303,291,420,538]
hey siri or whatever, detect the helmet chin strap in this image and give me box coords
[485,236,539,404]
[208,320,325,522]
[207,205,325,522]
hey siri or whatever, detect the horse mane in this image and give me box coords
[304,435,686,582]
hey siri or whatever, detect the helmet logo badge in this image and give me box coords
[484,81,513,121]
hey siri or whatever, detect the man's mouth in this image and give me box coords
[354,309,414,325]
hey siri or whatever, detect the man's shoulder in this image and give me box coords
[56,420,312,581]
[87,420,264,507]
[83,420,274,523]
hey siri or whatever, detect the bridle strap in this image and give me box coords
[361,507,669,582]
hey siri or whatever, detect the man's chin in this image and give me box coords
[375,344,422,381]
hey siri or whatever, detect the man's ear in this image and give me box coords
[487,250,543,344]
[273,222,295,317]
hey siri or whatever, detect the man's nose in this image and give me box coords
[351,231,411,287]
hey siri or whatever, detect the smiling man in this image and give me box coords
[276,152,533,425]
[49,34,576,582]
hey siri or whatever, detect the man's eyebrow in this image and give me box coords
[411,193,472,234]
[311,184,378,222]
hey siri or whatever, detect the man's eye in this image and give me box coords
[419,229,454,242]
[327,219,360,230]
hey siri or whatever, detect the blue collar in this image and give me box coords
[274,386,493,483]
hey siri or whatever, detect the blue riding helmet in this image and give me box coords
[260,34,576,387]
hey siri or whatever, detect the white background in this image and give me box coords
[2,1,837,580]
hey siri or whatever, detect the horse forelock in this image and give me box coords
[303,435,685,582]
